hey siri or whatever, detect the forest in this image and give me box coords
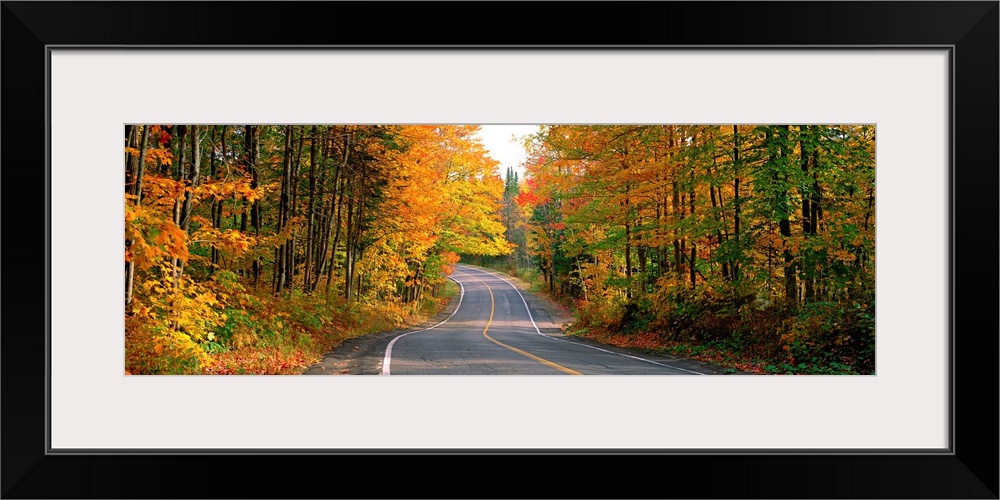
[484,125,876,374]
[125,125,509,374]
[125,124,875,375]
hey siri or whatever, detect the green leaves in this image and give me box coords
[508,124,875,374]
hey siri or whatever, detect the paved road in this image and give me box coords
[378,265,729,375]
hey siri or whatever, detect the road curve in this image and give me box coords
[380,265,729,375]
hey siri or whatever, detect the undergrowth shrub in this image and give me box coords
[126,265,231,374]
[572,292,625,333]
[650,284,755,343]
[568,275,875,374]
[778,298,875,374]
[125,312,210,375]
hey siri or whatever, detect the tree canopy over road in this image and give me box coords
[482,125,876,374]
[125,124,875,375]
[125,125,509,374]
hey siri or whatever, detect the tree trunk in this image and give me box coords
[125,125,149,308]
[811,149,822,300]
[659,192,668,277]
[171,125,188,293]
[689,167,696,288]
[708,151,728,281]
[287,126,306,292]
[672,180,682,281]
[244,125,261,287]
[623,181,632,299]
[125,126,138,194]
[304,125,318,292]
[172,126,187,226]
[548,225,556,296]
[800,125,817,302]
[325,129,350,297]
[665,127,681,281]
[180,125,201,233]
[134,127,149,203]
[275,125,293,294]
[779,126,797,303]
[781,217,795,302]
[322,168,342,296]
[812,147,822,234]
[655,201,665,278]
[209,126,227,271]
[637,242,647,277]
[175,126,202,285]
[209,126,219,270]
[311,143,329,293]
[344,176,356,301]
[732,125,741,282]
[218,125,227,235]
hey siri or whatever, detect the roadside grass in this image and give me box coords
[125,282,458,375]
[566,295,874,375]
[568,324,866,375]
[421,279,458,317]
[475,262,576,312]
[566,327,772,374]
[449,262,872,375]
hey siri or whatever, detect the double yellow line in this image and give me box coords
[470,274,582,375]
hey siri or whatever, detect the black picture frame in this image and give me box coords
[3,2,996,498]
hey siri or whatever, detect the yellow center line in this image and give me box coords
[471,274,582,375]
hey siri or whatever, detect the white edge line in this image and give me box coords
[472,266,706,376]
[380,276,465,375]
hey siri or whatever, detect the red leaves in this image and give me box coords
[515,190,541,208]
[155,125,171,146]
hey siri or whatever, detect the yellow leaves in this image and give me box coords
[125,205,140,223]
[189,215,212,227]
[267,217,305,248]
[126,200,191,271]
[128,176,264,272]
[195,178,261,203]
[761,232,785,248]
[218,230,256,255]
[125,147,140,157]
[196,291,219,308]
[832,249,857,263]
[142,175,186,205]
[131,302,156,320]
[137,266,229,351]
[150,224,190,263]
[145,148,173,166]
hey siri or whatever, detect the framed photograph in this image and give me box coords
[3,2,996,498]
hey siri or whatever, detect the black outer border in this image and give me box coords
[3,2,996,499]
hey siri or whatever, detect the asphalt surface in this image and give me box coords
[304,265,734,375]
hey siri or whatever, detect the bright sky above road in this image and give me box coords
[474,125,541,180]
